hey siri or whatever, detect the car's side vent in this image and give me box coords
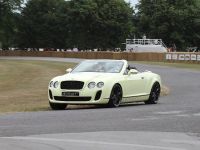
[49,90,53,99]
[95,90,102,101]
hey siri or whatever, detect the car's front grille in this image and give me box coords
[54,96,91,101]
[60,81,84,90]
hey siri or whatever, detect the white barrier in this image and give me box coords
[166,53,200,62]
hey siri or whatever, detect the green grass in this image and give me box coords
[131,61,200,71]
[0,60,76,113]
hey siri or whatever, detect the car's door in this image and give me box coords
[121,72,147,102]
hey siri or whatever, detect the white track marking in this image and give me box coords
[163,139,200,146]
[131,116,159,121]
[154,111,183,115]
[175,114,190,117]
[1,137,185,150]
[193,113,200,116]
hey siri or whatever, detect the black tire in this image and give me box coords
[145,82,160,104]
[108,84,122,107]
[49,102,67,110]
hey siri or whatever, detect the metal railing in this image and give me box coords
[126,39,167,48]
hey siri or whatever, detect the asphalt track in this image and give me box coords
[0,56,200,150]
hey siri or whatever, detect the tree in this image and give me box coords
[17,0,134,50]
[68,0,134,50]
[17,0,70,49]
[0,0,23,49]
[136,0,200,50]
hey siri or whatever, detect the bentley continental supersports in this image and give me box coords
[48,59,161,110]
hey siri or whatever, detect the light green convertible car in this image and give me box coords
[48,59,161,110]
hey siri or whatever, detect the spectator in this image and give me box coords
[172,43,176,52]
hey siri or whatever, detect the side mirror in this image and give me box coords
[128,69,138,75]
[66,68,72,73]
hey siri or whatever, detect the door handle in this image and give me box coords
[141,77,144,79]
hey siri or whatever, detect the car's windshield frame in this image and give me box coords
[71,60,124,73]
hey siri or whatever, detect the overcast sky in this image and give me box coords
[23,0,139,8]
[124,0,139,7]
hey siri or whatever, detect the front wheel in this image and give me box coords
[145,82,160,104]
[49,102,67,110]
[108,84,122,108]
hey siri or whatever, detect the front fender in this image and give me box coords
[102,80,119,99]
[147,74,162,93]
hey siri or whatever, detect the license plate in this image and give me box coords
[62,92,79,97]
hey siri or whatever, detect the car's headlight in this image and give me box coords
[97,82,104,88]
[53,81,59,88]
[49,81,54,87]
[88,82,96,89]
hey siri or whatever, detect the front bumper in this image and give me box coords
[48,87,110,105]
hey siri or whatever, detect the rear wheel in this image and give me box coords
[108,84,122,107]
[49,102,67,110]
[145,82,160,104]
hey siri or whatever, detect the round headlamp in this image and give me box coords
[97,82,104,88]
[53,81,59,88]
[88,82,96,89]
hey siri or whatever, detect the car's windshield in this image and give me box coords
[71,60,124,73]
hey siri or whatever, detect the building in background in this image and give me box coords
[125,38,167,53]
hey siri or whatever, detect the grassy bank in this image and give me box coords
[0,60,76,113]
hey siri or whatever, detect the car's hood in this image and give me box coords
[54,72,118,82]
